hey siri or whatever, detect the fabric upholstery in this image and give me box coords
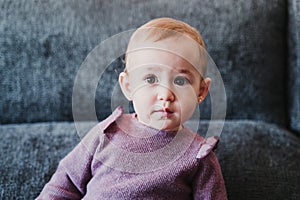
[0,121,299,199]
[0,0,288,125]
[288,0,300,133]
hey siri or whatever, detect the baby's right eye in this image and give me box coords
[144,75,158,84]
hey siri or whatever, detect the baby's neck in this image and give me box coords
[134,114,183,132]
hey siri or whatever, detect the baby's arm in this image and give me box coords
[36,125,101,199]
[192,152,227,200]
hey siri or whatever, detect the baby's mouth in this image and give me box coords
[153,108,174,117]
[163,108,173,114]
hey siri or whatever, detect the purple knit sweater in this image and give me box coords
[36,107,227,199]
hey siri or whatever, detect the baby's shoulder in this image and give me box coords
[97,106,124,133]
[183,127,219,160]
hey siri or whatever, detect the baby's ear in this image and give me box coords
[119,72,132,100]
[197,77,211,104]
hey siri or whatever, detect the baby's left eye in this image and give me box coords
[174,76,190,86]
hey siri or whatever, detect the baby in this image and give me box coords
[37,18,227,199]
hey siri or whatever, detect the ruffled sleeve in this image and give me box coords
[196,136,219,159]
[193,136,227,199]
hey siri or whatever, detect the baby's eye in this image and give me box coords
[174,76,190,86]
[144,75,158,84]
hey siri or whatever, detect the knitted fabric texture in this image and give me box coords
[36,108,227,199]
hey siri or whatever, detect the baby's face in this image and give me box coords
[120,37,210,131]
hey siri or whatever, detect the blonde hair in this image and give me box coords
[138,17,206,49]
[125,17,207,74]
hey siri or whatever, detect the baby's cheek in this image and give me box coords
[179,99,198,118]
[139,90,153,100]
[131,86,148,98]
[177,91,198,104]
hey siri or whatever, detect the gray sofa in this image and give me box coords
[1,0,299,199]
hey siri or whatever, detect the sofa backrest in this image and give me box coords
[288,0,300,133]
[0,0,298,132]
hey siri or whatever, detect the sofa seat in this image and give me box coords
[0,120,299,200]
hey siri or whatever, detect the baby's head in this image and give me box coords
[119,17,211,131]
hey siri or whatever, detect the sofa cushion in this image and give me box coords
[0,122,81,199]
[0,120,299,199]
[0,0,288,126]
[214,121,300,200]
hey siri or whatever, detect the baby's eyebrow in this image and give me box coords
[177,69,193,76]
[177,68,199,82]
[142,66,196,79]
[145,66,162,72]
[145,66,191,73]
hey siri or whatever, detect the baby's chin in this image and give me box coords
[160,125,183,132]
[145,119,182,132]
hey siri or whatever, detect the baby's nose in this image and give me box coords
[157,86,175,102]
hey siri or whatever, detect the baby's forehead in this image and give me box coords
[128,56,197,72]
[126,35,206,76]
[126,47,205,77]
[129,63,194,73]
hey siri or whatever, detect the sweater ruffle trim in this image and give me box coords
[196,136,219,159]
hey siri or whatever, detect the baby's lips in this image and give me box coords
[152,107,173,114]
[163,108,174,113]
